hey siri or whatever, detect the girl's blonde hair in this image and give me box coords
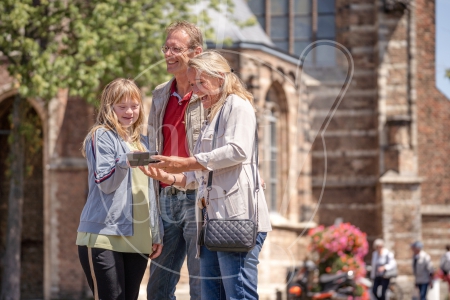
[82,78,145,156]
[187,51,254,121]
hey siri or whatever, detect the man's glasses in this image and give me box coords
[160,45,191,55]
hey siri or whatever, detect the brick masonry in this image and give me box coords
[416,0,450,207]
[52,97,93,298]
[415,3,450,296]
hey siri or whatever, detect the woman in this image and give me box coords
[370,239,397,300]
[140,51,272,299]
[76,78,163,300]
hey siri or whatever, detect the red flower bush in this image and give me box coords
[309,223,369,261]
[308,223,369,298]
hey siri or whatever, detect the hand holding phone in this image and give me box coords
[127,151,160,167]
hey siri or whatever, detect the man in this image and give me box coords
[146,21,204,300]
[411,241,434,300]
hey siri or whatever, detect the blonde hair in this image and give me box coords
[187,50,254,121]
[82,78,145,157]
[166,20,203,49]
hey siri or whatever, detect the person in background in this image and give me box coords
[146,20,204,300]
[76,78,163,300]
[411,241,434,300]
[440,245,450,292]
[370,239,397,300]
[140,51,272,299]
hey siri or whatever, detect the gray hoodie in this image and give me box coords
[77,127,163,244]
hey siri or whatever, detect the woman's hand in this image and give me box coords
[138,165,170,182]
[140,165,188,188]
[151,155,205,173]
[149,243,163,259]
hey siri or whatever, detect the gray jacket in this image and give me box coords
[413,250,434,284]
[77,128,163,244]
[440,251,450,272]
[147,78,206,192]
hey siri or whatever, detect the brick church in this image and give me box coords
[0,0,449,299]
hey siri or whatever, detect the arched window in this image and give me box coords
[257,80,290,215]
[263,86,284,211]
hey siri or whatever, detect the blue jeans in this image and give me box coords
[200,232,267,300]
[415,283,428,300]
[147,188,200,300]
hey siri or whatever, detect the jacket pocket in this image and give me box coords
[200,129,214,150]
[208,181,245,218]
[202,119,226,141]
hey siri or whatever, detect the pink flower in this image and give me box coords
[309,223,368,280]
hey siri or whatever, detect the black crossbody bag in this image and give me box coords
[200,107,260,252]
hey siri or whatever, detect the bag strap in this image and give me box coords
[206,106,224,190]
[252,128,259,226]
[205,105,260,224]
[204,106,226,223]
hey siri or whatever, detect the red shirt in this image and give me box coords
[160,80,192,187]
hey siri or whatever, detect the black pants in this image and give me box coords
[372,276,390,300]
[78,246,149,300]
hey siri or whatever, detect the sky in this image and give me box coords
[435,0,450,99]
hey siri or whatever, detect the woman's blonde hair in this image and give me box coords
[187,50,254,121]
[82,78,145,156]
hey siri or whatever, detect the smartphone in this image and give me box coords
[127,151,160,167]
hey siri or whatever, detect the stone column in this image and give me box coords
[378,172,422,274]
[376,0,419,295]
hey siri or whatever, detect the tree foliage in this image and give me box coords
[0,0,232,103]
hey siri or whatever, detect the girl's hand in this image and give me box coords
[138,165,169,182]
[149,243,163,259]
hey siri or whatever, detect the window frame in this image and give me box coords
[248,0,336,61]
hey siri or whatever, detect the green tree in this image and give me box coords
[0,0,232,298]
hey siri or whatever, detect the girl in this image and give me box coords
[76,78,163,300]
[140,51,272,300]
